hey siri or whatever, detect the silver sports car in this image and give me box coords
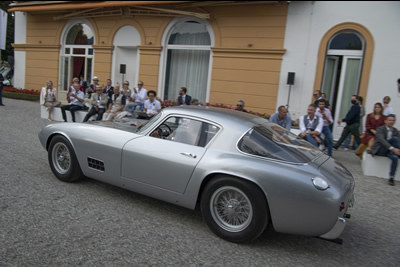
[39,106,355,243]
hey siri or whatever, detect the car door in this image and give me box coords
[121,116,217,194]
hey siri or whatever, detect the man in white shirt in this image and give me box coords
[61,83,86,122]
[299,104,324,147]
[383,96,394,116]
[144,90,161,118]
[127,81,147,114]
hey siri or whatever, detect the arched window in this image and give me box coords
[320,30,365,139]
[60,21,95,91]
[163,20,213,103]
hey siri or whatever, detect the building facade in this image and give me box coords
[9,1,400,129]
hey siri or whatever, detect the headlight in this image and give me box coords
[312,177,330,190]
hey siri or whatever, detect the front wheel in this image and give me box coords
[201,176,270,243]
[48,135,83,182]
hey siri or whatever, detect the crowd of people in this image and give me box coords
[41,78,399,186]
[268,90,398,186]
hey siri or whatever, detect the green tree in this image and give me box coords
[0,1,14,63]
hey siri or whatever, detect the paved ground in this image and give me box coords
[0,97,399,266]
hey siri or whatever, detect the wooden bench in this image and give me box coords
[362,151,400,181]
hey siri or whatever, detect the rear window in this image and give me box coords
[238,124,322,163]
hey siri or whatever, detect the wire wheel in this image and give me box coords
[210,186,253,232]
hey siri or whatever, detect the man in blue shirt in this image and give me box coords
[270,105,291,131]
[333,95,361,150]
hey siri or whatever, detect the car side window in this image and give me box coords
[150,116,220,147]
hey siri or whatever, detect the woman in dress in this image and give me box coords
[42,80,61,121]
[362,102,386,152]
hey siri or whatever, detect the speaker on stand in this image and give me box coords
[120,64,126,82]
[286,72,295,111]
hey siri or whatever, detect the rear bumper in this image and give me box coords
[319,217,346,239]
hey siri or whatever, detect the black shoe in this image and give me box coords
[389,178,395,186]
[366,149,372,154]
[333,146,338,151]
[0,104,4,106]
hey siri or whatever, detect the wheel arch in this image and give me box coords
[46,132,74,152]
[197,172,272,221]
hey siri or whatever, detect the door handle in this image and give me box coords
[180,152,197,158]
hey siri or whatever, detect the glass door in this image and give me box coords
[332,56,362,140]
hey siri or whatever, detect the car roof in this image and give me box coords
[162,105,268,130]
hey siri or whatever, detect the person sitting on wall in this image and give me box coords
[83,85,108,122]
[315,99,334,156]
[370,114,400,186]
[299,104,324,147]
[61,83,87,122]
[126,80,147,114]
[102,83,126,121]
[269,105,292,131]
[141,90,161,119]
[41,80,61,121]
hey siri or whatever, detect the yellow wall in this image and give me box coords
[17,2,288,114]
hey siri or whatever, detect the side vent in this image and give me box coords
[88,157,105,172]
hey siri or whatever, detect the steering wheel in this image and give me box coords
[157,123,172,139]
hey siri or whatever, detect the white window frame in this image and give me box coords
[157,17,215,102]
[59,18,95,91]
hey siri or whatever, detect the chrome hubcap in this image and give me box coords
[210,186,252,232]
[52,142,70,174]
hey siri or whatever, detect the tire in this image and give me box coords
[201,176,270,243]
[48,135,83,182]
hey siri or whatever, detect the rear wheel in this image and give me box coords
[201,176,269,243]
[48,135,83,182]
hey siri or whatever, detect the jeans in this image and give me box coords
[334,123,361,149]
[303,133,319,147]
[343,135,358,150]
[321,126,333,156]
[375,136,400,178]
[127,102,144,114]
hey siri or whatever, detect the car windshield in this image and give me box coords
[136,112,162,133]
[238,123,322,164]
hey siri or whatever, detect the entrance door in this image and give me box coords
[321,56,362,140]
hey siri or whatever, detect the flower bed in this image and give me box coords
[2,86,40,101]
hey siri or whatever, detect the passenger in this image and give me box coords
[61,83,87,122]
[41,80,61,121]
[83,85,108,122]
[235,100,248,112]
[177,87,192,106]
[126,80,147,114]
[299,104,324,147]
[315,99,334,156]
[370,114,400,186]
[144,90,161,118]
[269,105,292,131]
[102,83,126,121]
[191,98,201,106]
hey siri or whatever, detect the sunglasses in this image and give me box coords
[237,104,243,107]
